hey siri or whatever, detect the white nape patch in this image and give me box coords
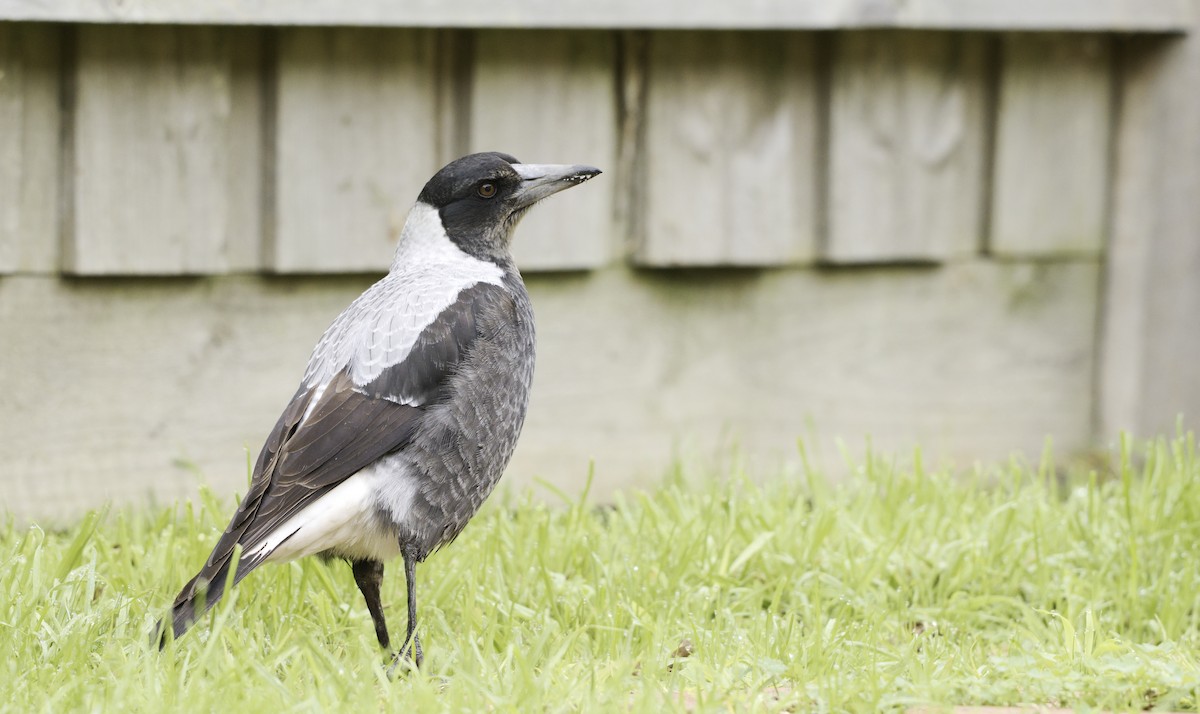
[300,202,505,393]
[254,457,417,564]
[389,202,486,272]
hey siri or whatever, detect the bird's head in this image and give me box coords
[407,152,601,265]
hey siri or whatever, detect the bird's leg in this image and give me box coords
[389,544,423,672]
[351,559,390,650]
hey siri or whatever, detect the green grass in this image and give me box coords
[3,434,1200,712]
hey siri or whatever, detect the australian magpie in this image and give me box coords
[155,152,600,668]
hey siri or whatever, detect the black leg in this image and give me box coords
[351,559,390,650]
[390,544,423,672]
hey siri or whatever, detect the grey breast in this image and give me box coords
[391,270,536,557]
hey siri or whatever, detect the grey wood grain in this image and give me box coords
[520,262,1100,495]
[67,25,235,275]
[469,30,617,271]
[0,24,61,274]
[225,28,267,273]
[990,34,1112,258]
[2,261,1100,520]
[636,31,819,267]
[1100,32,1200,437]
[825,31,988,263]
[1100,38,1157,439]
[269,27,441,273]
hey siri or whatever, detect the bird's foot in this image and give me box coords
[386,636,423,677]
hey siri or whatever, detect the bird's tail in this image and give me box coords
[151,527,264,649]
[151,566,227,648]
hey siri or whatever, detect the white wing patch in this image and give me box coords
[301,202,504,399]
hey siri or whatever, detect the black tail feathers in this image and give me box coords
[152,549,258,649]
[151,560,228,649]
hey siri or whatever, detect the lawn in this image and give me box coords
[2,433,1199,712]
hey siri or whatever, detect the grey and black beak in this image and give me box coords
[510,164,602,209]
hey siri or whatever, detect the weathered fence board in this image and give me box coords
[225,28,266,273]
[2,261,1099,520]
[0,0,1191,32]
[0,23,61,274]
[67,25,235,275]
[1100,38,1158,438]
[990,34,1112,258]
[269,28,441,273]
[0,274,374,521]
[523,262,1099,493]
[826,31,988,263]
[469,30,617,271]
[1102,32,1200,437]
[613,31,648,257]
[1135,27,1200,436]
[636,31,818,266]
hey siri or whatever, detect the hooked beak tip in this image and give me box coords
[567,166,602,182]
[509,163,602,208]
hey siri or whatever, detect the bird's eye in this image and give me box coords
[477,182,497,199]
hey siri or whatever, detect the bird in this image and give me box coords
[154,151,601,669]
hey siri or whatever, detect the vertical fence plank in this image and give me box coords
[270,28,441,273]
[0,24,61,274]
[0,23,18,273]
[614,31,648,261]
[990,34,1112,257]
[469,30,616,271]
[1100,37,1156,438]
[224,28,265,273]
[67,26,235,275]
[1101,34,1200,437]
[434,29,472,164]
[636,32,818,267]
[1134,28,1200,435]
[825,31,988,263]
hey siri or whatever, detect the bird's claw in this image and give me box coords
[386,635,423,677]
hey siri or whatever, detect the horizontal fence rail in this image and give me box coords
[0,0,1193,31]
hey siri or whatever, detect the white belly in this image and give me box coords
[251,457,417,564]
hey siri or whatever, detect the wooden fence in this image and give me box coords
[1,1,1197,520]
